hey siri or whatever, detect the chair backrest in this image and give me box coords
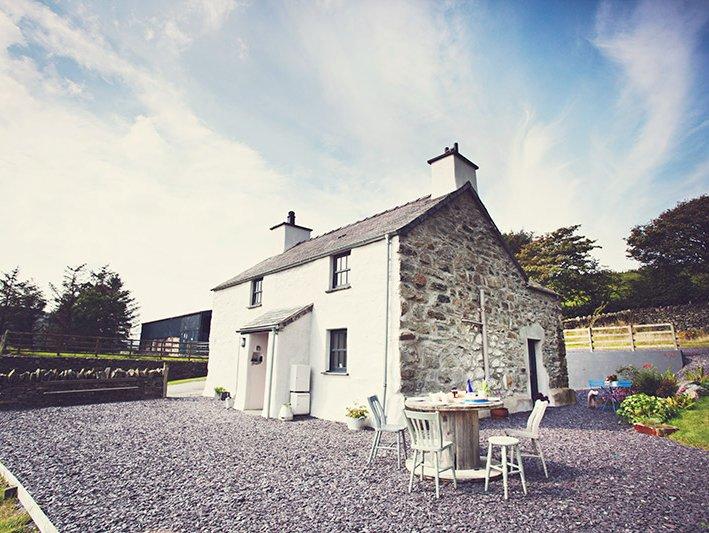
[403,409,443,450]
[617,379,632,388]
[525,399,549,436]
[588,379,605,388]
[367,395,385,429]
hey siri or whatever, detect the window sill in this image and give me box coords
[247,303,262,309]
[321,371,349,376]
[325,284,351,294]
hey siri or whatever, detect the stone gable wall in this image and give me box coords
[398,192,568,398]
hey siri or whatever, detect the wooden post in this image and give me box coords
[480,289,489,380]
[588,327,594,352]
[162,362,170,398]
[669,323,679,350]
[628,325,635,351]
[0,330,8,355]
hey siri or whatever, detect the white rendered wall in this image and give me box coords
[206,236,402,423]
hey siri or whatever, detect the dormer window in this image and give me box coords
[331,251,351,290]
[250,278,263,307]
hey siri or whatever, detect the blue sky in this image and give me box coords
[1,0,707,322]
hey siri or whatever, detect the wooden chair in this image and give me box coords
[503,399,549,478]
[485,436,527,500]
[403,409,457,498]
[367,395,408,468]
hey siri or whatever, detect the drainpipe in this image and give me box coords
[382,233,392,413]
[264,327,279,419]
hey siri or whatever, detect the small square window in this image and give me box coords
[250,278,263,306]
[328,329,347,372]
[331,251,351,289]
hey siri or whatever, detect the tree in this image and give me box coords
[49,265,86,336]
[74,266,138,338]
[0,268,46,333]
[516,225,610,314]
[49,265,138,338]
[502,229,534,256]
[626,195,709,304]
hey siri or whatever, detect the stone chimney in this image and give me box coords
[427,142,479,198]
[270,211,312,254]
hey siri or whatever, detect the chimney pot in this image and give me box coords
[287,211,296,225]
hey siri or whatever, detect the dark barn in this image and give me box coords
[140,310,212,347]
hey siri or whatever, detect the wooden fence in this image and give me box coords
[563,323,679,351]
[0,330,209,361]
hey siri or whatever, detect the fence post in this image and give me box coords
[0,330,7,355]
[162,362,170,398]
[628,325,635,351]
[588,327,594,351]
[669,323,679,350]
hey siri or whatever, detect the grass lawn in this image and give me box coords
[0,479,33,533]
[668,396,709,450]
[167,376,207,385]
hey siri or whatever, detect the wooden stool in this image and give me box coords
[484,436,527,500]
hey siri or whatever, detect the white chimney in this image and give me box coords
[427,142,479,198]
[270,211,312,254]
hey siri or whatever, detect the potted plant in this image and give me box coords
[345,404,368,430]
[279,403,294,421]
[606,374,618,387]
[223,392,234,409]
[214,386,227,400]
[475,379,491,399]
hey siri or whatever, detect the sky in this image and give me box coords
[1,0,708,325]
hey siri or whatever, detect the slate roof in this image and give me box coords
[213,183,558,298]
[238,304,313,333]
[213,194,448,291]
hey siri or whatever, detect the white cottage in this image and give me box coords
[206,144,574,421]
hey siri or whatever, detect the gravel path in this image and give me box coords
[1,395,707,532]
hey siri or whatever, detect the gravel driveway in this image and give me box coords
[1,396,707,532]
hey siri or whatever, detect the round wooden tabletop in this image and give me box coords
[404,396,504,412]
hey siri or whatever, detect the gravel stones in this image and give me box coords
[0,396,707,532]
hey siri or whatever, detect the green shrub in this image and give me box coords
[683,367,709,388]
[617,393,676,424]
[666,393,696,411]
[618,364,678,397]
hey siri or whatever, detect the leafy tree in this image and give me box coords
[516,225,610,314]
[0,268,46,333]
[502,229,534,256]
[49,265,138,338]
[627,195,708,272]
[626,195,708,304]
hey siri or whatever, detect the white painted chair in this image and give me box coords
[503,399,549,478]
[403,409,457,498]
[484,436,527,500]
[367,395,408,468]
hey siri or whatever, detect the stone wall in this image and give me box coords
[0,355,206,382]
[398,191,568,406]
[563,302,709,332]
[0,366,164,408]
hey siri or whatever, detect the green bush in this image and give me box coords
[666,393,696,411]
[618,364,678,397]
[683,367,709,388]
[617,393,676,424]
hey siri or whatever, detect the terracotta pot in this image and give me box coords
[633,423,678,437]
[491,407,509,419]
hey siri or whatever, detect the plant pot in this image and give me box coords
[279,404,294,421]
[611,381,619,387]
[633,423,678,437]
[224,397,234,409]
[490,407,509,419]
[346,417,366,431]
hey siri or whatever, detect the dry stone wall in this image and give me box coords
[398,192,568,399]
